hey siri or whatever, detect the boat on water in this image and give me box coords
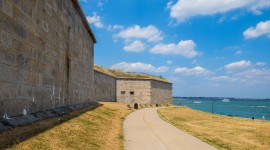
[193,100,202,104]
[222,98,230,102]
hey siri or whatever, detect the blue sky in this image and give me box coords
[79,0,270,98]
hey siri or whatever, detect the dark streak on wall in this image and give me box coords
[0,0,96,117]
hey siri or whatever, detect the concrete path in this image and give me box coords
[124,108,216,150]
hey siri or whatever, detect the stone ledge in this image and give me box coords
[0,122,12,131]
[0,102,98,131]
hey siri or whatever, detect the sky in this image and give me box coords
[79,0,270,98]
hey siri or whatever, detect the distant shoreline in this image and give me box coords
[173,97,270,100]
[172,98,270,121]
[182,106,270,122]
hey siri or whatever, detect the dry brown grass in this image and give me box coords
[158,107,270,150]
[0,102,132,150]
[94,65,170,83]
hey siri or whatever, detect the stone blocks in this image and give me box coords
[0,0,95,118]
[94,70,116,102]
[116,78,172,104]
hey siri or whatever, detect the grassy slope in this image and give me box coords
[1,102,132,150]
[94,65,170,83]
[158,107,270,150]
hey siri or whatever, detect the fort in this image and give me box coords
[0,0,172,120]
[94,66,172,104]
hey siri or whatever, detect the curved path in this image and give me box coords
[124,108,216,150]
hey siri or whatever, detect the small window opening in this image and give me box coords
[121,91,125,94]
[130,91,134,95]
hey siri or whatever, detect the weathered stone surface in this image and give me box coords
[2,115,39,127]
[0,0,95,118]
[0,29,11,48]
[74,103,84,110]
[1,47,17,66]
[0,102,99,130]
[0,0,2,11]
[151,80,172,104]
[116,78,172,104]
[116,79,151,104]
[0,122,12,131]
[53,107,72,115]
[94,70,116,102]
[2,0,13,17]
[10,0,21,9]
[34,110,59,120]
[68,105,76,110]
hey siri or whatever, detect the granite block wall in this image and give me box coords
[151,80,172,104]
[116,78,172,104]
[116,79,151,104]
[0,0,95,117]
[94,70,116,102]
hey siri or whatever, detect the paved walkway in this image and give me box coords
[124,108,216,150]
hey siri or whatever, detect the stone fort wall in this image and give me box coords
[151,80,172,104]
[94,70,116,102]
[116,79,151,104]
[0,0,95,117]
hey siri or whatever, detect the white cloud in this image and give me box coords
[150,40,198,58]
[86,12,104,28]
[110,62,169,73]
[237,68,270,77]
[191,59,198,65]
[218,16,227,23]
[107,25,124,31]
[166,1,173,10]
[174,66,211,76]
[235,50,243,55]
[208,68,270,85]
[225,45,241,50]
[155,66,169,73]
[225,60,251,70]
[250,0,270,15]
[167,77,179,82]
[235,69,270,84]
[215,57,224,60]
[97,1,103,8]
[124,40,145,52]
[243,20,270,39]
[256,62,267,66]
[207,76,234,81]
[167,60,173,65]
[116,25,163,42]
[170,0,270,22]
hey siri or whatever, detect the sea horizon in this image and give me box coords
[173,98,270,121]
[173,96,270,100]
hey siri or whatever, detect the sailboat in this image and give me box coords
[193,97,201,103]
[193,100,202,104]
[222,98,230,102]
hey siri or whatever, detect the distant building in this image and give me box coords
[94,66,172,104]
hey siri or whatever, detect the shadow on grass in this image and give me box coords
[0,103,103,149]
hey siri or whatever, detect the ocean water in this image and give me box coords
[173,98,270,121]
